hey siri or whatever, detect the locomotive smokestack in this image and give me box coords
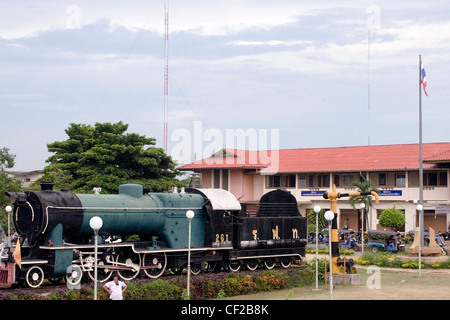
[40,181,54,191]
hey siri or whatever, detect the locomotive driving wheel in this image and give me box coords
[115,252,141,281]
[142,253,167,278]
[87,257,113,283]
[25,265,45,288]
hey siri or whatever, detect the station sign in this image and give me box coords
[379,190,402,196]
[301,190,326,196]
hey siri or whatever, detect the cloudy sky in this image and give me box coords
[1,0,449,171]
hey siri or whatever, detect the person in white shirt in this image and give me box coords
[103,274,127,300]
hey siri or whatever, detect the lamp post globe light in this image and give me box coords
[186,210,195,297]
[324,210,334,300]
[360,203,366,254]
[313,205,321,291]
[5,206,12,248]
[89,216,103,300]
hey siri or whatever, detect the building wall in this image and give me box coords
[198,168,450,233]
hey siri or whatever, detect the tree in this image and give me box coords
[42,122,183,193]
[349,180,378,230]
[0,148,22,228]
[379,206,405,231]
[307,208,328,233]
[348,180,378,210]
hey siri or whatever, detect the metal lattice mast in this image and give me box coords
[164,0,169,152]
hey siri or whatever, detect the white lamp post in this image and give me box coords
[186,210,195,298]
[313,205,321,291]
[324,210,335,300]
[416,204,423,277]
[360,203,366,254]
[5,206,12,248]
[89,216,103,300]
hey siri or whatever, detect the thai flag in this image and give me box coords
[421,60,428,96]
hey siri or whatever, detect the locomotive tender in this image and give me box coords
[1,183,307,288]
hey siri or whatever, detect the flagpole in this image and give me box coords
[418,54,423,277]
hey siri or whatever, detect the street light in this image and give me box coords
[360,203,366,254]
[313,205,321,291]
[416,204,423,278]
[89,216,103,300]
[5,206,12,248]
[186,210,195,298]
[324,210,335,300]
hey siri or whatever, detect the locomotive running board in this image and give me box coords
[39,243,233,254]
[230,253,303,261]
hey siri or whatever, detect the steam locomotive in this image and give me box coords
[1,182,307,288]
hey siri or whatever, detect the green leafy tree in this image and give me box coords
[41,122,183,193]
[379,206,405,230]
[0,148,22,228]
[307,208,328,233]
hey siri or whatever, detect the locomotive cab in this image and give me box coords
[186,188,241,248]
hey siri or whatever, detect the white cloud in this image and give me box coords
[1,1,450,171]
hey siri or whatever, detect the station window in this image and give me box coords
[212,169,229,190]
[424,171,447,187]
[267,175,296,188]
[396,173,406,187]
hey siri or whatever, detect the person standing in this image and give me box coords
[103,274,127,300]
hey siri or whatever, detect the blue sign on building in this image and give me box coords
[301,190,326,196]
[379,190,402,196]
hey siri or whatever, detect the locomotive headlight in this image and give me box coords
[4,192,27,205]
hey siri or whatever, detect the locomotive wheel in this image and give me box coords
[246,262,258,271]
[280,260,291,268]
[264,260,276,270]
[142,253,167,278]
[228,261,241,272]
[66,264,83,287]
[26,265,45,288]
[87,259,113,283]
[190,263,202,275]
[116,253,141,281]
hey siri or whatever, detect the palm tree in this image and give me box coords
[349,180,378,231]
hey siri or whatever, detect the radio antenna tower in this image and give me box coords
[367,29,371,146]
[163,0,169,152]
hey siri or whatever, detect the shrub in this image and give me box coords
[0,267,316,301]
[255,270,286,291]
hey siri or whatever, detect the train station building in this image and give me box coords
[179,142,450,234]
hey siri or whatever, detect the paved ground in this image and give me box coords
[225,253,450,300]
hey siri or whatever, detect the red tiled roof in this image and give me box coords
[177,149,270,170]
[424,148,450,163]
[178,143,450,173]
